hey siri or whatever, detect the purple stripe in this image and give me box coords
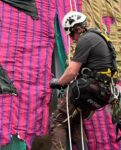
[91,119,98,150]
[119,141,121,150]
[1,4,13,144]
[17,15,28,131]
[0,5,3,45]
[96,111,106,150]
[62,0,66,14]
[7,7,13,139]
[60,0,68,49]
[103,110,113,149]
[25,21,35,135]
[11,11,20,133]
[0,2,5,145]
[34,1,43,132]
[0,4,13,145]
[55,0,57,13]
[84,119,98,150]
[0,2,4,54]
[4,8,12,67]
[40,0,51,134]
[77,0,81,11]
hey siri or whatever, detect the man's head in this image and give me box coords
[62,11,87,40]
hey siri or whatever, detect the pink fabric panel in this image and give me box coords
[0,0,56,149]
[102,16,115,33]
[84,109,119,150]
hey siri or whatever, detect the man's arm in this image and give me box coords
[58,61,82,86]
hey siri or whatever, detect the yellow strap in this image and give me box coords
[101,33,111,42]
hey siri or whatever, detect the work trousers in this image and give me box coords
[50,92,88,150]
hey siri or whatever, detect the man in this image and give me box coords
[50,11,117,150]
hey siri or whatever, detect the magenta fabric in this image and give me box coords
[83,109,120,150]
[102,16,115,33]
[0,0,121,150]
[0,1,56,149]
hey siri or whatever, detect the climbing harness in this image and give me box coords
[70,69,111,110]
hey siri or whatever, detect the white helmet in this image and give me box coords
[62,11,87,35]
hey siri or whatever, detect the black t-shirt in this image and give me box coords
[72,31,112,70]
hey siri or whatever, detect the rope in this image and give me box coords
[66,0,73,147]
[70,0,73,11]
[80,111,85,150]
[73,0,77,11]
[66,85,72,150]
[70,0,77,11]
[66,36,72,150]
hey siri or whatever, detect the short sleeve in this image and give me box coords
[72,36,92,64]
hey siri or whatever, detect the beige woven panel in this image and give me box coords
[82,0,121,76]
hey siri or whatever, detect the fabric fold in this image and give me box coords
[1,0,39,19]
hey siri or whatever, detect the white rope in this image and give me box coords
[70,0,73,11]
[66,86,72,150]
[70,0,77,11]
[66,36,72,150]
[73,0,77,11]
[66,0,77,149]
[80,111,85,150]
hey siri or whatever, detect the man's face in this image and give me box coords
[69,26,84,41]
[70,32,80,41]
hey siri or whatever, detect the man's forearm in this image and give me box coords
[58,66,77,85]
[56,61,81,86]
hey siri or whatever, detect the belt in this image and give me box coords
[80,68,118,83]
[81,68,112,76]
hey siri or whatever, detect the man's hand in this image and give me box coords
[50,78,67,89]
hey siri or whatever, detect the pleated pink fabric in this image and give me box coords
[0,0,121,149]
[0,1,56,149]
